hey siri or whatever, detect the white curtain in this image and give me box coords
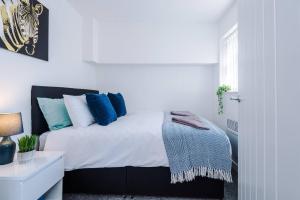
[220,27,238,91]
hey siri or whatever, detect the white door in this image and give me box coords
[238,0,300,199]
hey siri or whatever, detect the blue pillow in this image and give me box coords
[107,93,127,117]
[37,98,72,131]
[86,94,117,126]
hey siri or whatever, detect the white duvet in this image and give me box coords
[43,111,169,170]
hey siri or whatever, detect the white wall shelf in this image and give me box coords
[85,61,218,66]
[82,19,219,65]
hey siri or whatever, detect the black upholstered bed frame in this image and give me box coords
[31,85,224,199]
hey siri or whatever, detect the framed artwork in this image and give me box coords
[0,0,49,61]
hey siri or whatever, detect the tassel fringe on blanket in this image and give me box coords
[171,167,233,184]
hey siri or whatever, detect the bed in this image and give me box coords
[31,85,225,199]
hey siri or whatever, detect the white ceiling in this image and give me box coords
[69,0,235,23]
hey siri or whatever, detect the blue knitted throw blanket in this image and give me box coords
[162,112,232,183]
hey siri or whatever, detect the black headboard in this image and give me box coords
[31,85,98,136]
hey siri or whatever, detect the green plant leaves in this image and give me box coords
[18,135,37,153]
[217,85,231,115]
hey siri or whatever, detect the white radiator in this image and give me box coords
[226,119,238,171]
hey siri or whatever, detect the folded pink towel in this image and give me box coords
[172,116,209,130]
[170,111,195,117]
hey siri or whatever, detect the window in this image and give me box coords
[220,25,238,92]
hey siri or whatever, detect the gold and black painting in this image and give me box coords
[0,0,49,61]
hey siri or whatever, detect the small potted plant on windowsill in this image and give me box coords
[217,84,231,115]
[17,135,38,163]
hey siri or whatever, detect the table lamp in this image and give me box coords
[0,113,23,165]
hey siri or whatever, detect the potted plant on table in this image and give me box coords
[17,135,38,163]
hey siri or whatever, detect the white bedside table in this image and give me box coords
[0,151,64,200]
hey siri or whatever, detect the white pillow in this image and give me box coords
[63,95,95,128]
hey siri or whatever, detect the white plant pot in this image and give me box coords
[17,150,35,163]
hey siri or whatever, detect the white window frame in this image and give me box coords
[219,24,238,92]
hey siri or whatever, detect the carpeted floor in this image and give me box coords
[64,171,237,200]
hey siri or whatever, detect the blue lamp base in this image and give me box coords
[0,136,16,165]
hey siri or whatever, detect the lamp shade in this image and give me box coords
[0,113,23,137]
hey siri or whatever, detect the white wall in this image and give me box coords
[213,1,238,130]
[218,2,238,37]
[96,64,216,120]
[91,22,218,64]
[0,0,97,136]
[276,0,300,198]
[94,20,219,120]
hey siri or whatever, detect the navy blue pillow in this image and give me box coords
[86,93,117,126]
[107,93,127,117]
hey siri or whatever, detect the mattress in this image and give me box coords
[42,111,169,170]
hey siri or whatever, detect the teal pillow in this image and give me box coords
[37,98,72,131]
